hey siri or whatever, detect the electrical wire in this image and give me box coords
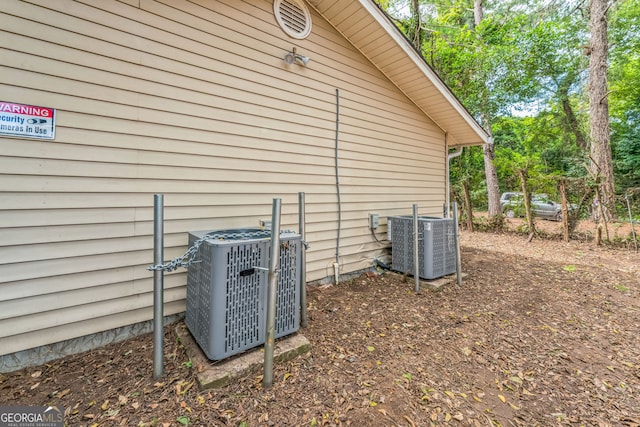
[334,88,341,265]
[370,227,391,246]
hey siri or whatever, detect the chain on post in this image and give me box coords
[147,229,296,272]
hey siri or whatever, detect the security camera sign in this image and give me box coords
[0,101,55,140]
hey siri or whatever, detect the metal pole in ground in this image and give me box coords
[453,202,463,286]
[298,192,308,328]
[263,198,282,388]
[153,194,164,379]
[413,204,420,292]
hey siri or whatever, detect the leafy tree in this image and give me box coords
[377,0,640,216]
[418,1,543,216]
[520,8,589,150]
[450,145,486,209]
[609,0,640,192]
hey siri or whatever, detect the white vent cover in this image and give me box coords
[274,0,312,39]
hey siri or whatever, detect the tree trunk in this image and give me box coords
[518,168,535,234]
[409,0,422,50]
[561,96,588,151]
[588,0,616,219]
[474,0,483,25]
[463,179,474,232]
[474,0,501,218]
[484,134,501,217]
[594,185,610,240]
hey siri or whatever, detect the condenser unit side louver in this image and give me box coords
[388,216,456,280]
[185,228,301,361]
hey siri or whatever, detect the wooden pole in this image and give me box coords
[559,179,570,242]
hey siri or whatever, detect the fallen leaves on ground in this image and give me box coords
[1,230,638,426]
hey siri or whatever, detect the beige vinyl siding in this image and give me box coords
[0,0,446,355]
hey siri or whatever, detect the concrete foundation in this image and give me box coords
[175,323,311,390]
[0,314,183,373]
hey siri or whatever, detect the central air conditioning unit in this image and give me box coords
[387,216,456,280]
[185,228,301,361]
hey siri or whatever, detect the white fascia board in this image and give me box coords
[358,0,490,144]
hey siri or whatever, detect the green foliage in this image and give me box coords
[609,0,640,191]
[471,212,506,232]
[450,146,486,207]
[492,113,586,195]
[375,0,640,208]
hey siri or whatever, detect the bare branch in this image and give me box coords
[599,90,616,104]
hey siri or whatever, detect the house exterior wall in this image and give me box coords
[0,0,446,358]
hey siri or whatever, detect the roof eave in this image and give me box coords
[306,0,490,146]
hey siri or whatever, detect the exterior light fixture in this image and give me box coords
[284,47,310,66]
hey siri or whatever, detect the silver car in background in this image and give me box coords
[501,192,573,221]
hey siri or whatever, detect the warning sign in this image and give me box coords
[0,101,56,140]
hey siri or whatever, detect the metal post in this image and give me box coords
[263,198,281,388]
[298,192,308,328]
[152,194,164,379]
[413,204,420,293]
[453,202,463,286]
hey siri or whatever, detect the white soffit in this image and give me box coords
[306,0,490,146]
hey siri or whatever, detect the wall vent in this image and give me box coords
[274,0,312,39]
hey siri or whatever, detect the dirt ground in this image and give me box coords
[1,220,639,427]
